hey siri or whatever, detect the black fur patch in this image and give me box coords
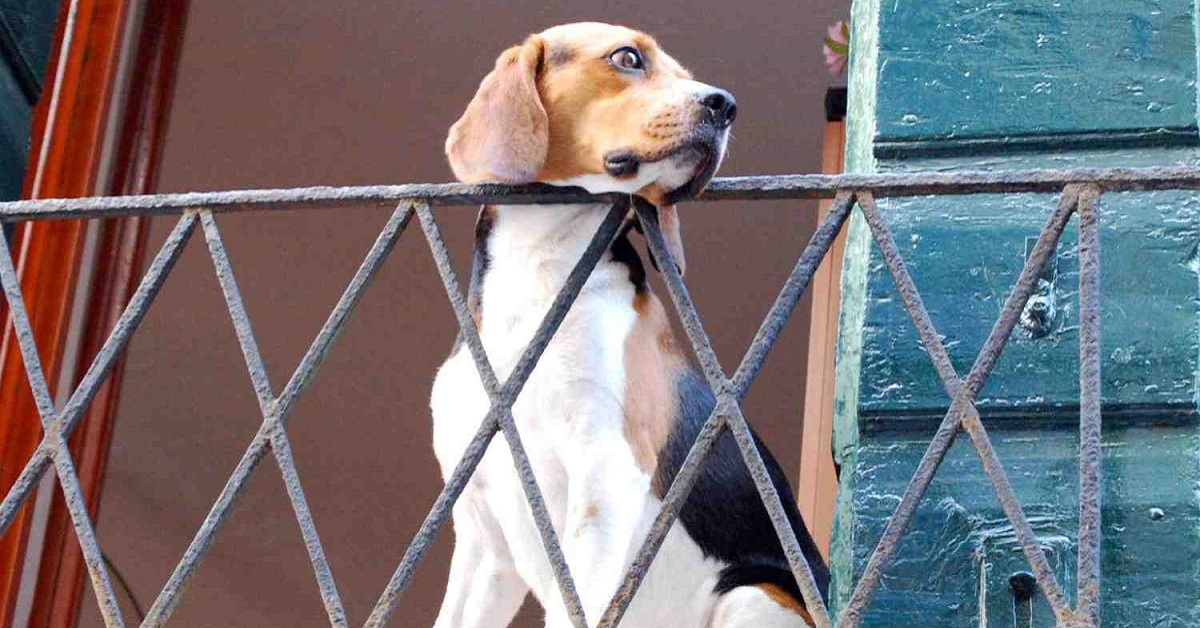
[467,205,496,317]
[451,206,496,356]
[608,221,648,293]
[653,368,831,607]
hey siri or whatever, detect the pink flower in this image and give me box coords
[823,20,850,76]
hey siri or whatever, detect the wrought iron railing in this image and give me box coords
[2,165,1198,628]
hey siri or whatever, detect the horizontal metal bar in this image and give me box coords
[2,165,1200,220]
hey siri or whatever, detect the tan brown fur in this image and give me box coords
[445,37,548,183]
[447,22,706,189]
[622,291,685,473]
[535,23,699,182]
[755,583,815,626]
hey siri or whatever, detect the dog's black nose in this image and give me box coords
[700,89,737,127]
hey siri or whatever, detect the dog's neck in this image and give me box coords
[467,203,646,325]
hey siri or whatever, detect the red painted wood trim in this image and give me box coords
[0,0,188,624]
[0,0,126,620]
[27,1,191,626]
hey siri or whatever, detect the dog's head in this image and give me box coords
[446,23,736,273]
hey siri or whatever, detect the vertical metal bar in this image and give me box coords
[631,201,730,397]
[363,417,500,628]
[57,213,199,436]
[1075,184,1103,628]
[414,201,586,628]
[148,198,407,625]
[141,432,272,627]
[0,223,62,422]
[725,408,832,627]
[143,211,280,626]
[631,199,833,628]
[0,449,52,535]
[842,190,1076,627]
[199,210,350,627]
[596,405,730,628]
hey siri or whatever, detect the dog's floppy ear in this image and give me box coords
[656,205,687,276]
[635,204,688,277]
[446,36,547,183]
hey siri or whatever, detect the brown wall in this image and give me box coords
[81,1,846,626]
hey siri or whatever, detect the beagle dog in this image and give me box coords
[430,22,828,628]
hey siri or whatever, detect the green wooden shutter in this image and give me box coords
[833,1,1200,626]
[0,0,59,200]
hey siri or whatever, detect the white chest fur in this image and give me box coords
[428,204,724,628]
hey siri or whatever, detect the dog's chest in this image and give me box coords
[429,205,638,503]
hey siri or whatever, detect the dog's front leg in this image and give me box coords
[545,386,652,628]
[435,497,529,628]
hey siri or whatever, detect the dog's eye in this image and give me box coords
[609,47,645,71]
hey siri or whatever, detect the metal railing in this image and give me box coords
[2,164,1197,628]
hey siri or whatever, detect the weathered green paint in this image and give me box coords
[860,151,1200,422]
[830,0,882,616]
[875,0,1198,150]
[834,0,1200,626]
[0,0,59,200]
[850,424,1200,626]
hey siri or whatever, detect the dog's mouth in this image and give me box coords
[662,143,719,204]
[603,132,726,205]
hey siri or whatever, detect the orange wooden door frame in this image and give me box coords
[798,91,847,560]
[0,0,189,625]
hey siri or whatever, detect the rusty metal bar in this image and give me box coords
[190,211,347,626]
[274,203,414,422]
[140,430,270,627]
[50,445,128,627]
[0,211,193,587]
[841,190,1077,628]
[200,210,275,408]
[731,191,856,397]
[596,407,729,628]
[0,224,127,628]
[0,164,1151,628]
[363,419,499,628]
[0,165,1198,220]
[143,204,412,626]
[1075,185,1103,628]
